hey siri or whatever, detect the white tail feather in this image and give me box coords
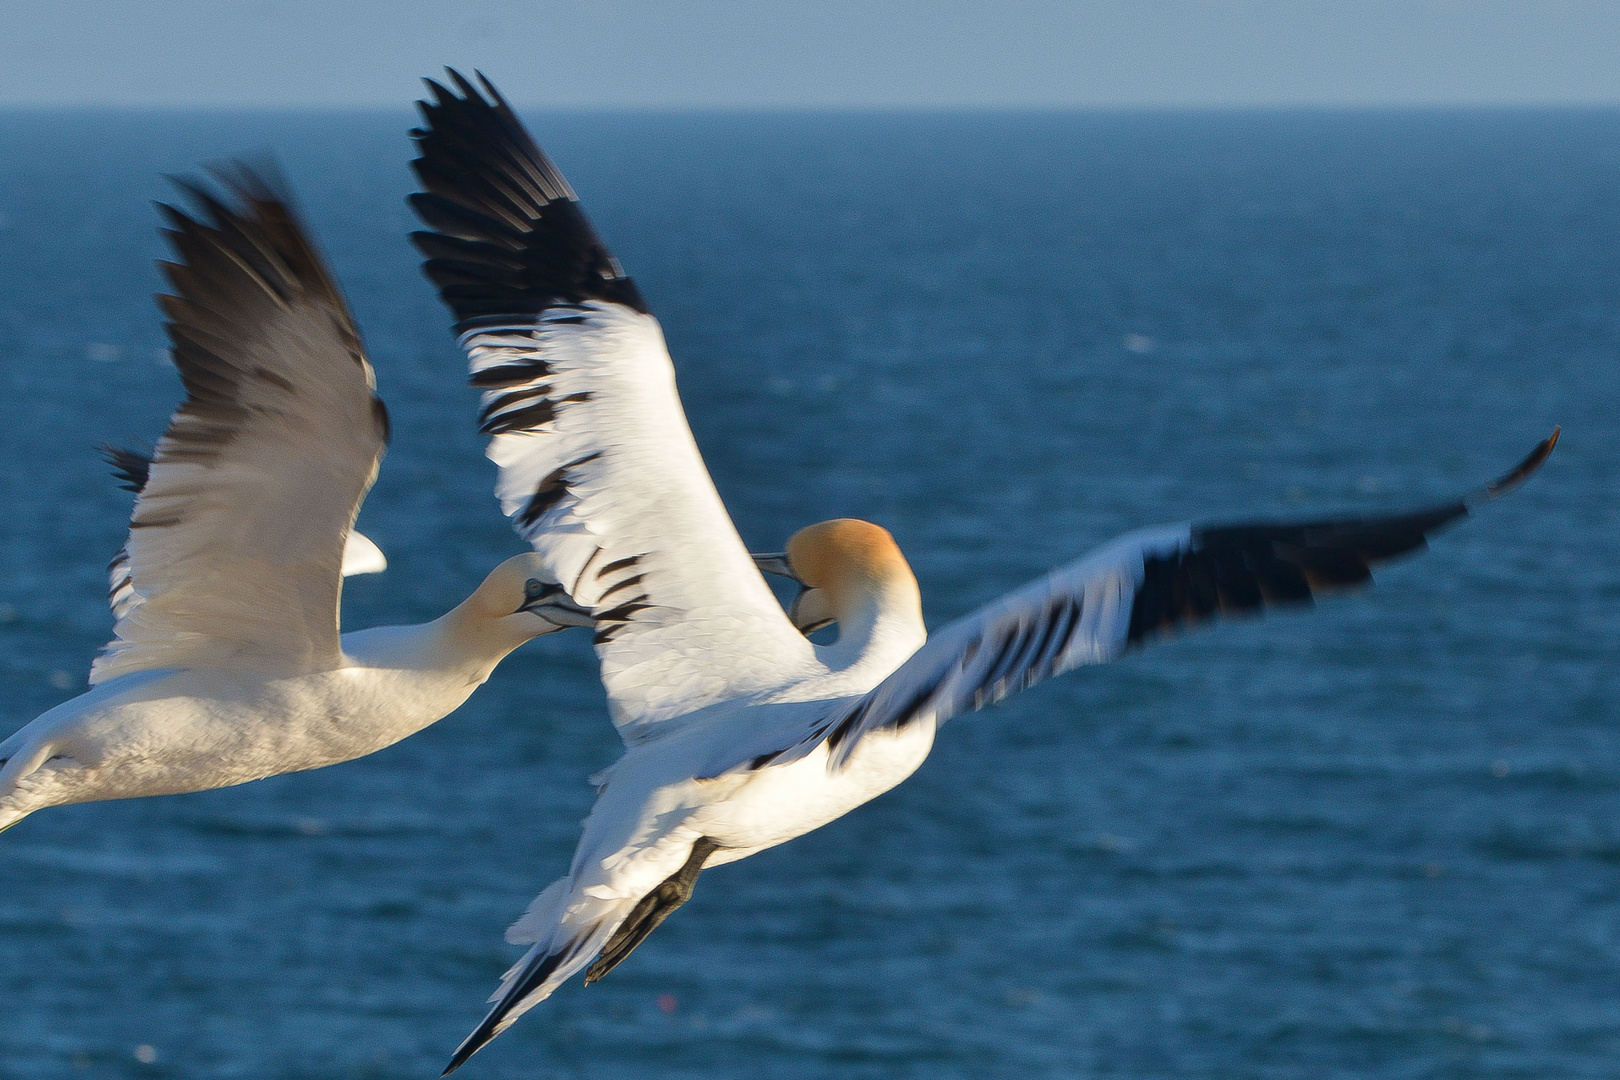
[489,899,634,1008]
[505,877,570,945]
[340,530,387,576]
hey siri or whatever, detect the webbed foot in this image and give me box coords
[584,837,720,984]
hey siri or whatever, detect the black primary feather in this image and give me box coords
[101,445,152,493]
[150,162,388,473]
[408,69,647,329]
[1127,429,1558,645]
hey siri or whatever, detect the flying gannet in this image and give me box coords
[0,165,591,833]
[407,71,1556,1070]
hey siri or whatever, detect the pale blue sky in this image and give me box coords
[1,0,1618,109]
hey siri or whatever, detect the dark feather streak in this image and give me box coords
[598,554,643,577]
[517,450,603,529]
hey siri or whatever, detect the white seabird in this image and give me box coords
[0,166,591,833]
[407,72,1557,1071]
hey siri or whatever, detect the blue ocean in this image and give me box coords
[0,108,1613,1078]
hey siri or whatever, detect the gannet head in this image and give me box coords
[757,519,922,636]
[470,553,593,635]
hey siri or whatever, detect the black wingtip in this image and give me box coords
[157,160,297,245]
[475,69,503,104]
[153,162,354,324]
[419,75,449,104]
[408,68,650,321]
[1482,427,1559,500]
[420,68,485,111]
[447,67,480,99]
[99,443,152,493]
[161,172,204,201]
[202,156,292,211]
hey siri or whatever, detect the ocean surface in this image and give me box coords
[0,108,1614,1079]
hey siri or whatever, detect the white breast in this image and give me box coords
[695,719,937,863]
[1,657,488,817]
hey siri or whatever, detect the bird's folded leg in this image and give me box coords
[583,837,720,984]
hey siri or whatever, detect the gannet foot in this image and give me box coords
[583,837,720,984]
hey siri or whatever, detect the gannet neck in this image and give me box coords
[786,519,926,672]
[821,576,928,675]
[408,553,558,679]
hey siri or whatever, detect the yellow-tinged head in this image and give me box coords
[419,553,592,681]
[462,553,591,632]
[781,519,921,634]
[466,553,550,619]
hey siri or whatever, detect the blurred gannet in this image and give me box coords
[0,166,591,833]
[407,71,1557,1070]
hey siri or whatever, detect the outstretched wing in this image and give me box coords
[90,166,389,684]
[408,70,815,742]
[101,445,388,622]
[731,433,1557,774]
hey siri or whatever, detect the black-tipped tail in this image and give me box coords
[442,947,570,1074]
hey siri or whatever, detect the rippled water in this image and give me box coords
[0,108,1614,1079]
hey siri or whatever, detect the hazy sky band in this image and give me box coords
[1,0,1618,109]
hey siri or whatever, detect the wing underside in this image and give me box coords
[409,71,814,738]
[91,167,388,683]
[728,432,1556,775]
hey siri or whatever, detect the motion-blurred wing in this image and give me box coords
[408,71,815,741]
[90,167,389,684]
[735,433,1556,774]
[102,445,387,622]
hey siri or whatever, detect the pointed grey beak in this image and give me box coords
[752,552,799,582]
[517,578,595,630]
[754,553,830,635]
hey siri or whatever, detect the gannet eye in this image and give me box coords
[524,578,547,601]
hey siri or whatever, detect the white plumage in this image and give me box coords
[409,71,1556,1071]
[0,166,588,833]
[464,304,817,738]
